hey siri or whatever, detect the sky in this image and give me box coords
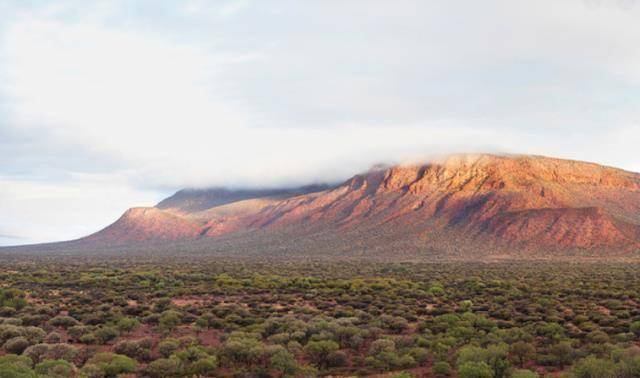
[1,0,640,245]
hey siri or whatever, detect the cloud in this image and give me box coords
[0,174,166,245]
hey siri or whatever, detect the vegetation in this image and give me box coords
[1,259,640,376]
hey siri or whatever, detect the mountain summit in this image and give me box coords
[77,153,640,258]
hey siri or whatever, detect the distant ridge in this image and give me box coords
[9,154,640,259]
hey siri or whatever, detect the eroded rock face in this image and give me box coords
[84,153,640,255]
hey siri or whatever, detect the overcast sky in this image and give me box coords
[1,0,640,245]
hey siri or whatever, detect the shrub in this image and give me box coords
[158,338,181,358]
[270,349,298,375]
[630,321,640,337]
[79,333,98,345]
[48,316,79,328]
[146,357,183,377]
[189,356,219,376]
[304,340,339,368]
[370,339,396,355]
[94,326,119,344]
[45,331,62,344]
[571,356,618,378]
[159,310,182,332]
[85,352,137,377]
[68,326,90,341]
[327,350,348,367]
[116,317,140,333]
[432,361,452,377]
[509,341,535,367]
[22,327,46,344]
[0,354,35,378]
[3,336,30,354]
[511,369,539,378]
[458,361,493,378]
[113,339,152,360]
[34,359,76,377]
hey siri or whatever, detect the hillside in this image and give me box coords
[68,153,640,258]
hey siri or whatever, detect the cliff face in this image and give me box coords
[83,154,640,255]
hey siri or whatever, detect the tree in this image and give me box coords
[549,341,575,368]
[571,356,618,378]
[270,349,299,376]
[509,341,535,367]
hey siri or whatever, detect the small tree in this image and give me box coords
[509,341,535,367]
[304,340,339,369]
[571,356,618,378]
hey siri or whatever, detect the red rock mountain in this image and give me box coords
[83,154,640,257]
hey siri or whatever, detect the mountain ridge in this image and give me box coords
[69,153,640,258]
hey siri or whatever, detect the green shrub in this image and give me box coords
[3,336,30,354]
[458,361,493,378]
[432,361,452,376]
[34,359,76,377]
[48,316,79,328]
[84,352,137,377]
[511,369,539,378]
[0,354,36,378]
[571,356,618,378]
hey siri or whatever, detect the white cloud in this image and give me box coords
[0,174,166,245]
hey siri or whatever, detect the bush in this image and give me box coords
[113,339,151,360]
[511,369,539,378]
[458,361,493,378]
[22,327,45,344]
[304,340,340,368]
[370,339,396,355]
[189,356,219,376]
[79,333,98,345]
[630,321,640,337]
[45,331,62,344]
[116,317,140,333]
[85,352,137,377]
[94,326,119,344]
[159,310,182,332]
[48,316,79,328]
[0,354,35,378]
[432,361,451,376]
[158,338,181,358]
[146,357,183,377]
[327,350,348,367]
[34,359,76,377]
[571,356,618,378]
[3,336,30,354]
[270,349,299,375]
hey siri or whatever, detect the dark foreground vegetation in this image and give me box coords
[1,258,640,377]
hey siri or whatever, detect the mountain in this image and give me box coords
[74,153,640,259]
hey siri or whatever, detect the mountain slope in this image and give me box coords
[80,153,640,257]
